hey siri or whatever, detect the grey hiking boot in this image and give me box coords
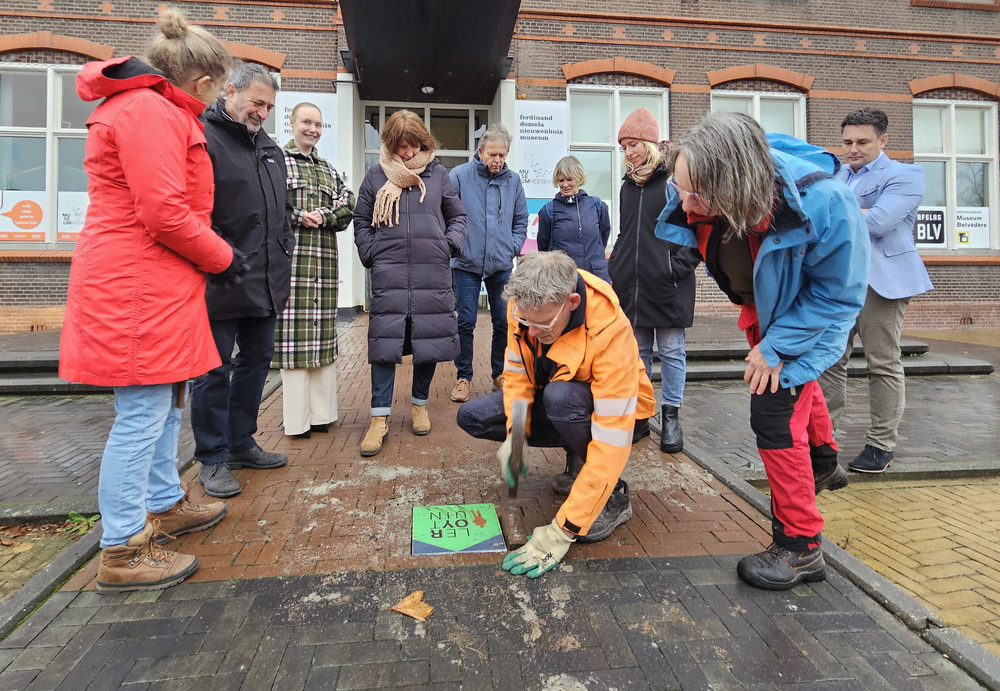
[551,450,585,496]
[577,480,632,543]
[227,445,288,470]
[199,463,242,498]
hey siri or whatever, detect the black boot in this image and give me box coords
[737,542,826,590]
[551,449,585,496]
[632,418,650,443]
[660,405,683,453]
[811,443,848,495]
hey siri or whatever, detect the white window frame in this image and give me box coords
[913,99,999,251]
[710,90,807,139]
[361,102,490,173]
[0,63,89,247]
[566,85,669,244]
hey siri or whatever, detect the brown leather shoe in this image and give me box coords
[492,375,505,391]
[411,404,431,435]
[450,379,471,402]
[96,521,198,593]
[148,490,227,545]
[361,416,389,456]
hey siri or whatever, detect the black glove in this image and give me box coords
[209,246,250,287]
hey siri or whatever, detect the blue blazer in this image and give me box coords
[838,154,932,300]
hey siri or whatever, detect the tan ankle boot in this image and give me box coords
[96,521,198,592]
[361,416,389,457]
[148,489,227,545]
[411,404,431,436]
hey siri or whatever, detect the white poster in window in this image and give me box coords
[955,207,989,248]
[515,101,568,199]
[57,191,90,241]
[0,191,46,242]
[915,207,946,246]
[276,91,338,162]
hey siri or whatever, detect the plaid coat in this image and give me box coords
[272,142,356,369]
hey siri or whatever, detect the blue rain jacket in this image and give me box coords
[654,133,870,389]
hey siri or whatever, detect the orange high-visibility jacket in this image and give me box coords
[503,270,656,537]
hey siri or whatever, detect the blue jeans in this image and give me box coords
[456,381,594,459]
[191,315,276,465]
[634,327,686,407]
[453,268,510,382]
[371,360,437,417]
[98,383,185,547]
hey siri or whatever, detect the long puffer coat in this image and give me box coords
[353,158,467,365]
[608,165,700,328]
[59,57,232,387]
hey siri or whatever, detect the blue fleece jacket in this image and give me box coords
[654,133,870,388]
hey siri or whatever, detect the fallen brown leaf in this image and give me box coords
[391,590,434,622]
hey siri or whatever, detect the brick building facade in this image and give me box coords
[1,0,998,333]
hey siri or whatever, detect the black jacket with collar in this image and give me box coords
[608,164,700,328]
[201,100,295,319]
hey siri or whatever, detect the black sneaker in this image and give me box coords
[848,445,893,474]
[227,446,288,470]
[814,464,849,494]
[737,543,826,590]
[577,480,632,543]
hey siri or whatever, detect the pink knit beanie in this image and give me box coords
[617,108,660,144]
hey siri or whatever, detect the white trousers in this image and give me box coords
[280,363,339,435]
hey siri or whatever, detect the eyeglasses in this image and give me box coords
[513,300,568,331]
[667,177,707,205]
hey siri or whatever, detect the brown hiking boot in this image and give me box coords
[450,379,471,402]
[361,416,389,456]
[148,490,227,545]
[411,404,431,435]
[96,521,198,593]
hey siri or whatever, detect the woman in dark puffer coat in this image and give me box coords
[353,109,467,457]
[608,108,700,453]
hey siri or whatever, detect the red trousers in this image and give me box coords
[750,380,837,550]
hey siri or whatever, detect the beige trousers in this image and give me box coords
[818,287,911,451]
[280,363,339,435]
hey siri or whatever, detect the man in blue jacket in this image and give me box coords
[818,109,932,475]
[656,112,869,590]
[448,124,528,403]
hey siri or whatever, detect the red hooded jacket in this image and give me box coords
[59,57,232,387]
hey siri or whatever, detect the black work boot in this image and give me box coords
[632,418,650,443]
[660,405,683,453]
[551,450,585,496]
[811,443,848,495]
[578,480,632,543]
[736,543,826,590]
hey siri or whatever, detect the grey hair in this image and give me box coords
[675,111,774,236]
[502,251,578,310]
[551,155,587,186]
[227,61,279,93]
[478,123,512,151]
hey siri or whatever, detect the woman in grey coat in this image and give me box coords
[354,109,467,457]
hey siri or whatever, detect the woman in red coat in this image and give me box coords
[59,10,243,592]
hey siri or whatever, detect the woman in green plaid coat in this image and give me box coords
[273,102,356,438]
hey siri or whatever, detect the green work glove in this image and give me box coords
[496,434,529,489]
[502,519,575,578]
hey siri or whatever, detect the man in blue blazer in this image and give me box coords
[818,108,933,474]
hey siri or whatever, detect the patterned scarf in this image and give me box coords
[372,144,435,228]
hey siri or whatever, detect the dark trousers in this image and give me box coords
[453,268,510,382]
[456,381,593,458]
[191,314,276,465]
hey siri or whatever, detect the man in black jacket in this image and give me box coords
[191,62,295,498]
